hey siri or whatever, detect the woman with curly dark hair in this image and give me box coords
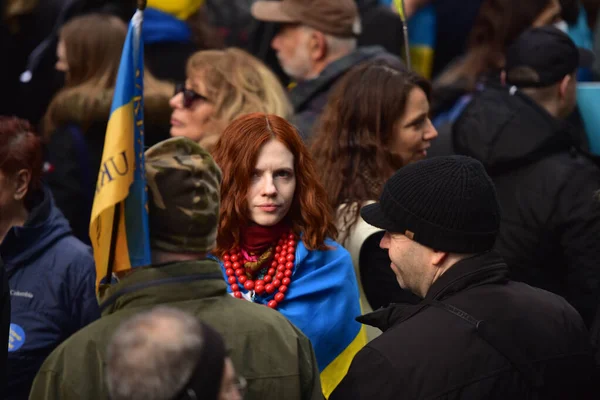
[311,60,437,339]
[212,112,366,398]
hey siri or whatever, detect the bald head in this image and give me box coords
[106,307,204,400]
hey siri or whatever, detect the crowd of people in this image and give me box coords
[2,0,600,399]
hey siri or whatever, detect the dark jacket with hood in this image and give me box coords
[290,46,401,141]
[331,252,597,399]
[44,90,171,243]
[451,86,600,327]
[2,186,100,400]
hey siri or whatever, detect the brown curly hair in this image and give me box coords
[212,112,336,256]
[311,60,430,238]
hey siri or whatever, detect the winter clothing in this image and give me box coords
[219,238,367,397]
[29,259,322,400]
[337,202,384,341]
[290,46,401,140]
[337,202,420,341]
[146,137,222,253]
[3,186,99,400]
[361,156,501,254]
[452,85,600,327]
[331,251,598,399]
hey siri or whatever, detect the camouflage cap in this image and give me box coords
[145,137,222,253]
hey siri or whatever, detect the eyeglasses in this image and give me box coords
[174,83,209,108]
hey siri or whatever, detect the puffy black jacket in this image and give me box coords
[331,252,598,399]
[451,86,600,327]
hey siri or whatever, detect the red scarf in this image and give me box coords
[240,221,290,254]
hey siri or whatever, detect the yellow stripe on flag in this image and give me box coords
[320,326,368,398]
[89,103,135,289]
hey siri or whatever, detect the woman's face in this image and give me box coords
[55,38,69,73]
[247,139,296,227]
[169,75,216,144]
[391,87,438,165]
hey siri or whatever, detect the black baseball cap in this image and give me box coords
[505,26,594,88]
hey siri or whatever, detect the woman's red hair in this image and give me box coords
[0,116,43,203]
[212,112,337,256]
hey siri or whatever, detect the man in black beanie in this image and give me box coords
[331,156,598,400]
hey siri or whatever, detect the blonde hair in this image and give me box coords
[43,13,173,138]
[186,48,293,142]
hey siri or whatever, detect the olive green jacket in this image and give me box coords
[29,259,323,400]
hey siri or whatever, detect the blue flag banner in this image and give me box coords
[577,83,600,156]
[90,9,152,291]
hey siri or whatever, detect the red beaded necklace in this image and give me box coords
[223,231,297,309]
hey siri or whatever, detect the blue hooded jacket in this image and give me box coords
[2,186,100,400]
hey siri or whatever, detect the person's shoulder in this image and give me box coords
[33,312,131,398]
[51,234,95,270]
[299,238,352,262]
[35,316,109,379]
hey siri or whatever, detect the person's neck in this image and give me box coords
[422,253,474,297]
[0,202,29,243]
[303,50,353,80]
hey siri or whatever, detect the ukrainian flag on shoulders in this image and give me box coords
[89,8,151,294]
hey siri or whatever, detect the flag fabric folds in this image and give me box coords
[219,239,368,398]
[89,9,151,292]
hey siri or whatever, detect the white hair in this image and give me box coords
[323,33,357,56]
[106,307,204,400]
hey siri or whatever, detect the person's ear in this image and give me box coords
[308,31,327,61]
[13,169,31,201]
[559,74,573,100]
[500,70,507,86]
[431,250,448,266]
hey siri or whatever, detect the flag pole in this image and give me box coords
[101,0,147,296]
[394,0,412,70]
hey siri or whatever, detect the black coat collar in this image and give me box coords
[359,251,508,331]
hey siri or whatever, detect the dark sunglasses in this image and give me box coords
[174,83,209,108]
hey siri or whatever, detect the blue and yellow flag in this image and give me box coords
[89,9,151,292]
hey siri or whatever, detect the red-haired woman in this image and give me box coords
[212,113,366,398]
[0,117,100,399]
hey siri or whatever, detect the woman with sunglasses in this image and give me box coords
[43,13,173,243]
[169,48,292,151]
[212,113,366,398]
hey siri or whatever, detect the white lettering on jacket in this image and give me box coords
[10,290,34,299]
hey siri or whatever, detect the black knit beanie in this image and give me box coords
[361,156,501,253]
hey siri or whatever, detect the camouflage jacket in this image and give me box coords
[29,259,323,400]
